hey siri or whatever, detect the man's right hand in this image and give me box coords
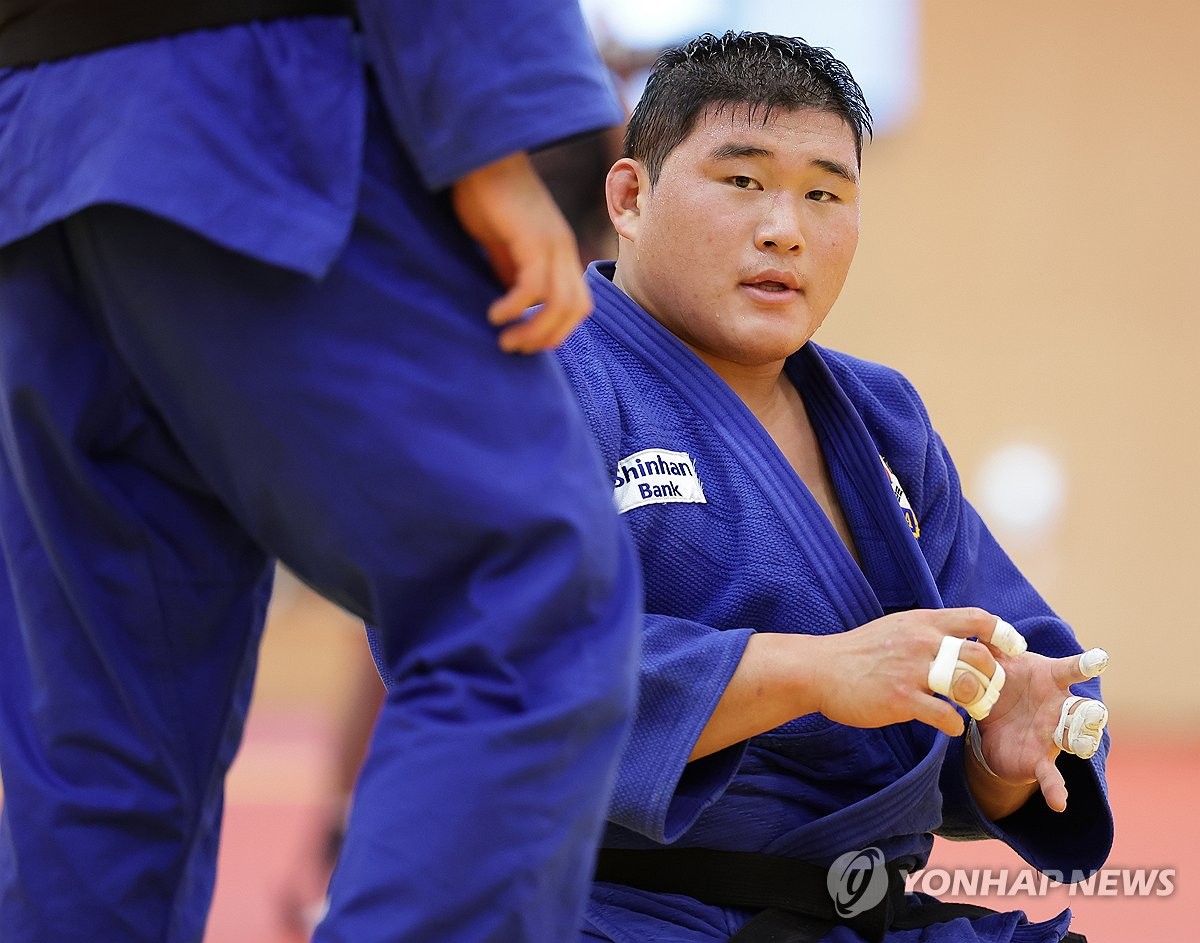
[812,607,1010,737]
[690,607,1011,761]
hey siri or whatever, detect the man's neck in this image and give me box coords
[689,348,791,424]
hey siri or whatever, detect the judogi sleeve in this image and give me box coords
[355,0,622,189]
[607,614,752,843]
[886,374,1113,876]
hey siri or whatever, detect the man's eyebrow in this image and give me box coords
[708,142,773,162]
[812,157,859,185]
[706,144,859,185]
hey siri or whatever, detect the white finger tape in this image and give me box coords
[991,618,1028,657]
[1053,695,1109,760]
[927,636,965,697]
[927,636,1006,720]
[1078,648,1110,678]
[963,660,1005,721]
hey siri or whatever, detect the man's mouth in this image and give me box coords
[741,270,802,294]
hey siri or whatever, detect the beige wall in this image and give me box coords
[819,0,1200,726]
[258,1,1199,728]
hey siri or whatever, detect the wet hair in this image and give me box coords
[624,31,873,184]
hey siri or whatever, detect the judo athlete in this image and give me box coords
[554,32,1114,943]
[0,1,642,941]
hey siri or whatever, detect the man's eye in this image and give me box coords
[731,176,761,190]
[808,190,837,202]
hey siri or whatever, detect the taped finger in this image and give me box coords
[961,660,1005,721]
[991,618,1028,657]
[927,635,966,697]
[1053,695,1109,760]
[927,636,1006,720]
[1078,648,1110,678]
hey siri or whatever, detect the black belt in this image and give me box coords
[0,0,356,68]
[594,847,1088,943]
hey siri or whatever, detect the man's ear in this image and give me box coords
[606,158,648,242]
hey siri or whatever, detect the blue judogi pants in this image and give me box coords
[0,102,640,943]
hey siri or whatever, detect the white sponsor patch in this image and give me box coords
[613,448,706,514]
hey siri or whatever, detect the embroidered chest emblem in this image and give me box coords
[881,455,920,538]
[613,448,707,514]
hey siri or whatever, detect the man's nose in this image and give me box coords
[755,197,806,253]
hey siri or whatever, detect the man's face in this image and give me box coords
[610,105,861,373]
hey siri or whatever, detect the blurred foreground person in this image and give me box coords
[0,2,641,941]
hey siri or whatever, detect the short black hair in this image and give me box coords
[624,31,873,184]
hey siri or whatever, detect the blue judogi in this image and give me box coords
[554,263,1113,942]
[0,6,641,943]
